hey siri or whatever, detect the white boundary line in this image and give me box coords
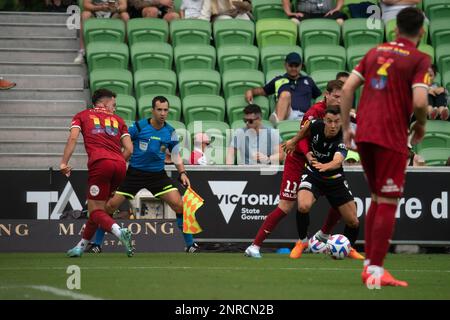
[0,285,102,300]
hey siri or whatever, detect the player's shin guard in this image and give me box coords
[296,211,310,240]
[364,201,378,262]
[370,203,397,266]
[344,224,360,247]
[94,228,106,246]
[90,209,116,233]
[176,213,194,247]
[321,207,341,234]
[253,207,287,246]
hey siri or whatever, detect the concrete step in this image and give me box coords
[0,23,77,37]
[0,89,89,101]
[0,141,85,153]
[0,127,72,141]
[0,115,73,127]
[0,48,79,63]
[0,100,86,115]
[0,37,79,49]
[2,74,84,90]
[0,153,88,169]
[0,11,72,24]
[0,62,87,76]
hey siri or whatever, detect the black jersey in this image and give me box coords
[307,119,348,178]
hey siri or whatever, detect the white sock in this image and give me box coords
[364,259,371,267]
[76,239,89,249]
[251,244,260,250]
[316,230,330,241]
[367,265,384,277]
[111,223,122,239]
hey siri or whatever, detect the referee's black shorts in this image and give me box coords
[299,171,354,208]
[116,167,179,199]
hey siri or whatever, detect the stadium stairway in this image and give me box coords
[0,11,89,169]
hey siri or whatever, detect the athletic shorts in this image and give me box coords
[299,170,354,208]
[116,167,179,199]
[279,151,307,201]
[87,159,127,201]
[357,142,408,198]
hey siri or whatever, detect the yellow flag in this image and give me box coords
[183,187,204,234]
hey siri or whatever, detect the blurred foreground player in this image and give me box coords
[341,7,430,287]
[60,88,135,257]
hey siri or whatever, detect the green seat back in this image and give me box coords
[310,70,344,92]
[256,18,298,47]
[83,18,125,46]
[252,0,287,20]
[174,44,216,73]
[299,19,341,48]
[127,18,169,45]
[130,42,173,72]
[437,44,450,77]
[342,18,384,48]
[86,42,129,73]
[346,44,372,71]
[213,19,255,48]
[418,44,435,64]
[170,19,211,47]
[89,68,133,95]
[418,147,450,166]
[134,69,177,98]
[178,69,221,99]
[430,18,450,48]
[424,0,450,21]
[115,94,137,122]
[222,69,265,100]
[182,94,226,123]
[277,120,300,141]
[217,44,259,73]
[305,45,346,74]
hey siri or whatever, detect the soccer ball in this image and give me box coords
[308,236,328,254]
[327,234,351,260]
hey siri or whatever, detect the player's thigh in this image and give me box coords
[87,159,116,201]
[88,199,107,213]
[159,190,183,213]
[279,153,305,201]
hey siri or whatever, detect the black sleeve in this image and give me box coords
[310,78,322,99]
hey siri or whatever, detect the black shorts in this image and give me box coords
[299,171,354,208]
[428,93,447,108]
[116,167,179,199]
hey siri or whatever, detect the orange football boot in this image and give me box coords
[290,240,309,259]
[348,247,365,260]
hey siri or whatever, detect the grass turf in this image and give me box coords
[0,253,449,300]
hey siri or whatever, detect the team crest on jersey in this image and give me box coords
[90,185,100,197]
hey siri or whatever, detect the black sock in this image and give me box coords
[296,211,310,240]
[344,224,359,247]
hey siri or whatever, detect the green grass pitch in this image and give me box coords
[0,253,449,300]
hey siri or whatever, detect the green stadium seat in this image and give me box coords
[418,44,435,64]
[138,94,181,121]
[130,42,173,73]
[174,44,216,73]
[127,18,169,45]
[425,120,450,137]
[217,44,259,73]
[174,0,182,11]
[260,45,302,74]
[226,95,270,123]
[256,19,298,47]
[436,44,450,77]
[304,45,346,74]
[222,69,265,100]
[342,18,384,48]
[231,119,274,130]
[83,19,126,46]
[277,120,300,141]
[178,69,221,99]
[89,69,133,95]
[252,0,287,20]
[115,94,137,122]
[134,69,177,99]
[416,135,450,153]
[182,94,226,123]
[310,70,343,92]
[430,18,450,48]
[443,70,450,93]
[265,69,286,83]
[86,42,129,73]
[418,147,450,166]
[424,0,450,21]
[203,146,227,165]
[170,19,211,47]
[299,19,341,47]
[187,120,231,148]
[386,19,428,44]
[213,19,255,48]
[346,45,372,71]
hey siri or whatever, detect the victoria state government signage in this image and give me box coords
[0,167,449,252]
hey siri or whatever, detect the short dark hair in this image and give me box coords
[326,80,344,93]
[335,71,350,80]
[243,104,262,116]
[152,96,169,108]
[325,106,341,115]
[430,64,437,75]
[92,88,116,105]
[397,7,424,38]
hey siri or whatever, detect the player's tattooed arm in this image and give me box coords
[282,120,311,154]
[312,152,345,172]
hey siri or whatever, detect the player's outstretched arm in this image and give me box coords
[282,121,311,154]
[60,127,81,177]
[312,152,345,172]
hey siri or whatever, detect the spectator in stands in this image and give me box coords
[180,0,204,19]
[227,104,282,165]
[45,0,74,12]
[380,0,422,23]
[344,150,360,166]
[246,52,321,125]
[282,0,347,25]
[74,0,130,64]
[427,64,449,121]
[129,0,180,21]
[0,77,16,90]
[199,0,252,21]
[190,133,211,165]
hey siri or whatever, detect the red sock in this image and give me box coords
[253,207,287,246]
[370,203,397,266]
[82,218,98,241]
[321,207,341,234]
[364,201,378,261]
[90,209,116,233]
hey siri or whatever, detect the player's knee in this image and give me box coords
[164,12,180,22]
[173,201,183,214]
[142,7,158,17]
[120,12,130,22]
[81,11,92,20]
[279,91,291,100]
[347,218,359,229]
[298,202,311,213]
